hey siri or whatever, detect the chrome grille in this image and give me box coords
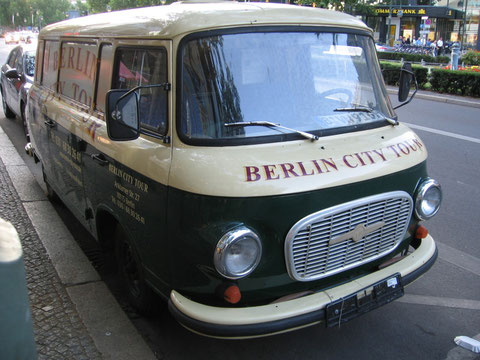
[285,191,413,282]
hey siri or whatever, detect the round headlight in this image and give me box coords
[214,227,262,280]
[415,179,442,220]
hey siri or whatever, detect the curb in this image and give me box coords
[0,126,156,360]
[387,86,480,109]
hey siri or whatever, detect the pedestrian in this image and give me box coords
[437,37,444,56]
[430,39,437,56]
[406,36,411,45]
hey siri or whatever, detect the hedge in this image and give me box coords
[379,62,429,89]
[430,69,480,97]
[377,51,450,64]
[460,50,480,66]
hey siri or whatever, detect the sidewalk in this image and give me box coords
[0,127,155,359]
[386,85,480,109]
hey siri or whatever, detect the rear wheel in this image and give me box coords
[1,87,15,119]
[115,225,156,315]
[42,166,59,202]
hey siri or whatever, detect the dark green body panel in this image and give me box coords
[33,112,428,307]
[166,161,427,306]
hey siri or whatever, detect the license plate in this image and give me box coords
[325,274,404,328]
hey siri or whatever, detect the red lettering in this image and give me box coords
[263,165,279,180]
[373,149,387,161]
[405,139,418,151]
[79,89,91,106]
[397,142,410,155]
[76,47,83,72]
[321,158,337,172]
[354,153,367,166]
[360,151,375,164]
[297,162,314,176]
[412,138,424,149]
[387,145,402,158]
[72,83,80,99]
[280,163,300,178]
[245,166,261,182]
[343,154,358,168]
[68,47,75,69]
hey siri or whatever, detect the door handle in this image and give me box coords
[91,153,109,166]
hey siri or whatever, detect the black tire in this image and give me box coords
[42,166,59,202]
[21,102,29,141]
[1,87,16,119]
[115,225,157,315]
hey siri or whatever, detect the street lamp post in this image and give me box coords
[461,0,469,50]
[387,0,393,46]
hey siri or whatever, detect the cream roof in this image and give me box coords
[40,1,370,39]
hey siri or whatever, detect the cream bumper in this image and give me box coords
[168,235,437,339]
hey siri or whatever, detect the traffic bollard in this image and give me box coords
[0,218,37,360]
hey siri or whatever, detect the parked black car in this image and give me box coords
[1,44,36,139]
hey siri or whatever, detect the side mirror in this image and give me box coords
[393,62,417,110]
[5,69,21,79]
[398,63,413,102]
[105,89,140,141]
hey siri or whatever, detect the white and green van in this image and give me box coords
[26,1,441,338]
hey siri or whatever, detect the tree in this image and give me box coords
[296,0,376,16]
[33,0,71,26]
[86,0,110,13]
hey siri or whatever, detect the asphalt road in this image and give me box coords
[1,39,479,360]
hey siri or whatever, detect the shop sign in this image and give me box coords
[374,6,459,19]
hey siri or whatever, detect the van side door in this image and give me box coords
[52,40,98,228]
[28,40,59,187]
[88,42,172,291]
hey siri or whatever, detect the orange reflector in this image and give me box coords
[224,285,241,304]
[415,225,429,239]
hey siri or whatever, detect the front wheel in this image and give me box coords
[115,225,157,315]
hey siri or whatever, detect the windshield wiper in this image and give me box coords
[225,121,319,141]
[334,106,398,126]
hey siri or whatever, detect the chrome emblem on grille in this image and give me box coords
[329,221,385,246]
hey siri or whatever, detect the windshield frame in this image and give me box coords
[177,26,396,147]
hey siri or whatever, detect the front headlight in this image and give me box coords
[214,227,262,280]
[415,179,442,220]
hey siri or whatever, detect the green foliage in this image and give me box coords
[295,0,376,15]
[377,51,450,64]
[460,50,480,66]
[379,62,429,89]
[430,69,480,97]
[0,0,71,27]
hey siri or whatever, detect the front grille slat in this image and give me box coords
[285,191,413,282]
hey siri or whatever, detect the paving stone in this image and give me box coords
[0,156,103,359]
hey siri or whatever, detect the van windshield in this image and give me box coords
[180,30,394,144]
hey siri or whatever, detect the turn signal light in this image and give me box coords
[415,225,429,239]
[224,285,241,304]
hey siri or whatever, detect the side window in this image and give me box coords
[7,49,18,67]
[43,40,60,91]
[113,47,168,135]
[95,44,113,113]
[58,42,97,107]
[16,51,24,74]
[35,41,44,84]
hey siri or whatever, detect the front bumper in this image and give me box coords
[168,235,437,339]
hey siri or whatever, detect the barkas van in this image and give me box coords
[26,0,442,338]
